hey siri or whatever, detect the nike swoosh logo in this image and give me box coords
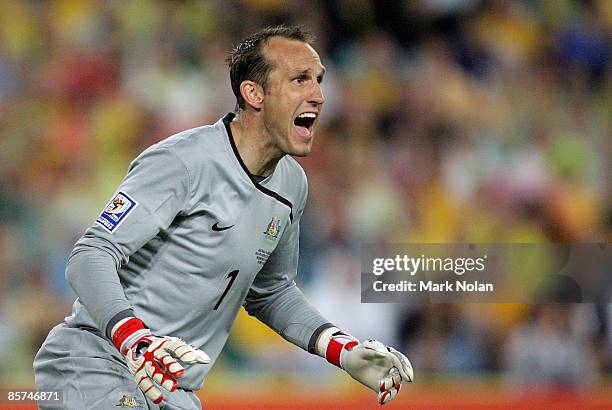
[212,222,234,232]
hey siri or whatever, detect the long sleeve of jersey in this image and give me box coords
[66,146,191,337]
[243,196,333,352]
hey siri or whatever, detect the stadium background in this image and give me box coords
[0,0,610,408]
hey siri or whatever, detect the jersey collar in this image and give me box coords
[222,113,294,222]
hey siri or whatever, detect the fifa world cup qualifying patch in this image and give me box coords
[96,191,138,233]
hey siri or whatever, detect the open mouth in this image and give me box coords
[293,112,317,136]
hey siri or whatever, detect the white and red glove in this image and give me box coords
[317,327,413,405]
[111,317,210,404]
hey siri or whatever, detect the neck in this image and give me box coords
[229,111,283,177]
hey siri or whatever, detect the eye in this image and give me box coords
[316,75,323,84]
[293,74,308,84]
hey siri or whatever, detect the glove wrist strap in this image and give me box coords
[111,317,149,354]
[316,326,359,368]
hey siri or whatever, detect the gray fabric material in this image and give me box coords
[38,115,330,392]
[34,323,201,410]
[244,213,329,350]
[245,285,330,350]
[65,146,191,338]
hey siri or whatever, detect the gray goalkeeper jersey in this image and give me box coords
[64,113,330,389]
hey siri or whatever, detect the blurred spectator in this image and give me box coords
[504,305,600,389]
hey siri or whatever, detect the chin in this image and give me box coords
[284,137,313,157]
[289,146,312,157]
[295,140,315,156]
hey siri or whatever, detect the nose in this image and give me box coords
[309,83,325,106]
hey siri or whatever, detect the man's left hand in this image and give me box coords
[341,339,413,405]
[318,329,413,405]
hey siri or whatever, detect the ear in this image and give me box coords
[239,80,264,110]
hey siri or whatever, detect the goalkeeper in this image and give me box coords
[34,25,412,409]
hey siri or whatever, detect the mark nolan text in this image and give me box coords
[373,280,494,292]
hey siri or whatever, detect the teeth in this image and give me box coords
[297,112,317,119]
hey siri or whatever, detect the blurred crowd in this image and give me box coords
[0,0,610,389]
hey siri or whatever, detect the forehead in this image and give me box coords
[263,37,324,74]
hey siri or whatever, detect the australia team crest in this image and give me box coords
[114,394,146,408]
[96,191,138,233]
[263,217,281,242]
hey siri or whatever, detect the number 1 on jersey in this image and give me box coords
[214,269,239,310]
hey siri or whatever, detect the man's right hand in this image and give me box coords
[112,317,211,404]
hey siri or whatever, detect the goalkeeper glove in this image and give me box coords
[111,317,210,404]
[317,327,413,405]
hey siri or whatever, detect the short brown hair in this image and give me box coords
[226,25,314,110]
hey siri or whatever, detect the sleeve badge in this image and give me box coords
[96,191,139,233]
